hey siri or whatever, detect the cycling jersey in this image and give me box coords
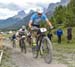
[16,28,28,37]
[30,13,48,25]
[19,29,25,37]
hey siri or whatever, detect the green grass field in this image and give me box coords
[52,27,75,67]
[1,27,75,67]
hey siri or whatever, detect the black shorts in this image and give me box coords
[32,24,40,28]
[32,24,41,34]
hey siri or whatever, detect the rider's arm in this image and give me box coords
[42,14,53,27]
[46,19,53,27]
[29,20,32,29]
[16,31,19,37]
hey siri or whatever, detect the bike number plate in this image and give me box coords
[40,28,47,32]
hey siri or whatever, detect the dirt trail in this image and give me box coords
[3,39,67,67]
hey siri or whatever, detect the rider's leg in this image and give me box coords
[36,30,41,51]
[19,39,21,48]
[20,38,26,53]
[13,39,16,48]
[36,36,39,51]
[19,39,23,52]
[23,40,26,53]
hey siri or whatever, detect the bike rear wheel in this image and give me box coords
[41,36,53,64]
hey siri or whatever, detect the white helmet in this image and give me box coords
[36,7,43,14]
[22,25,26,29]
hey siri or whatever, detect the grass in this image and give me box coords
[53,44,75,67]
[0,47,10,67]
[1,27,75,67]
[52,27,75,67]
[3,33,13,38]
[0,47,17,67]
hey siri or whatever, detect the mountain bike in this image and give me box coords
[19,36,26,53]
[31,27,53,64]
[27,33,32,45]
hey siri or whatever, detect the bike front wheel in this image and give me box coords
[32,45,38,58]
[41,36,53,64]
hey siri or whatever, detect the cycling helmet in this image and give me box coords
[36,7,43,14]
[22,25,26,29]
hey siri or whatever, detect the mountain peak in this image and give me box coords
[60,0,70,5]
[14,10,26,19]
[29,10,35,14]
[18,10,26,16]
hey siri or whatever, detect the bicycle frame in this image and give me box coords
[31,28,47,51]
[31,27,52,64]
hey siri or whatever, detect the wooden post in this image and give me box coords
[0,34,3,49]
[0,50,3,64]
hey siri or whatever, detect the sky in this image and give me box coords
[0,0,60,19]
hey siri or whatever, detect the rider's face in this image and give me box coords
[38,13,42,16]
[22,29,25,31]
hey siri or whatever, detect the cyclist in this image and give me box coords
[11,33,16,48]
[28,7,53,51]
[29,7,53,29]
[16,25,28,53]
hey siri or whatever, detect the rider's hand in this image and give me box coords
[31,27,34,31]
[50,26,54,29]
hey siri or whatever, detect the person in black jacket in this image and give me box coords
[67,26,72,43]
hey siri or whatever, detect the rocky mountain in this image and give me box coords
[46,0,70,17]
[14,10,26,19]
[1,11,35,30]
[0,0,70,30]
[60,0,70,6]
[0,10,26,30]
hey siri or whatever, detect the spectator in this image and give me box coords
[67,26,72,43]
[56,28,63,43]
